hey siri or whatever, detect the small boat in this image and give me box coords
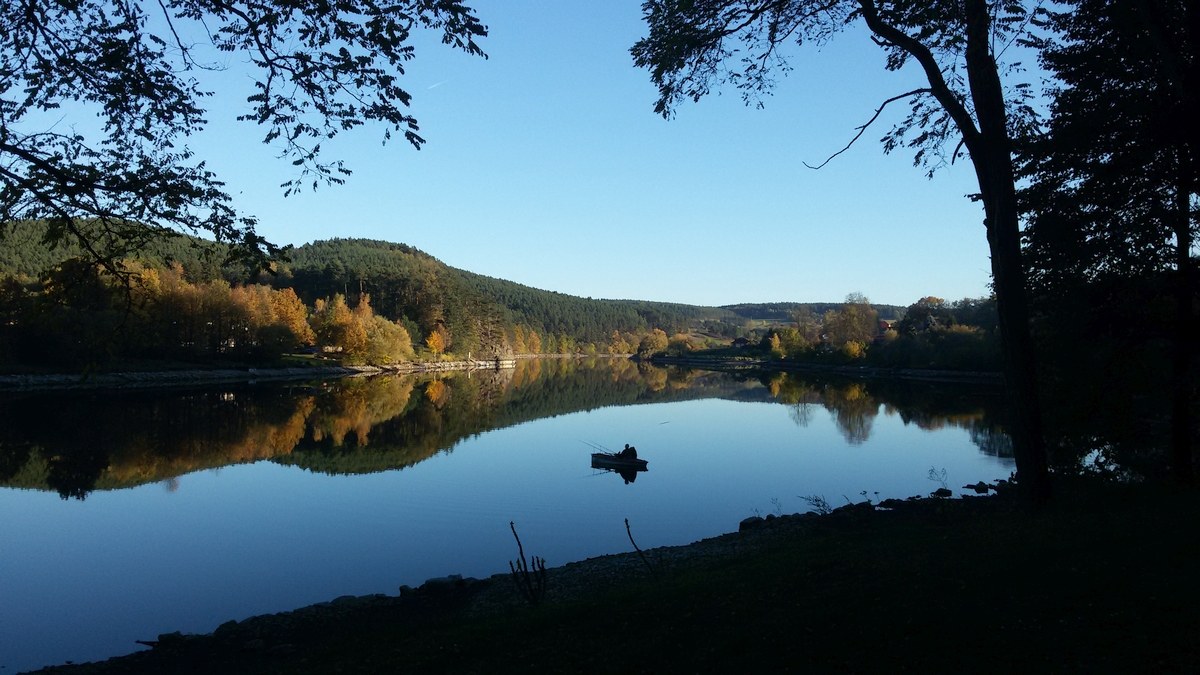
[591,452,648,471]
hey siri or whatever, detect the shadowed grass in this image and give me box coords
[282,483,1200,674]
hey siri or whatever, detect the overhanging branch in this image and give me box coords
[804,88,931,170]
[856,0,982,155]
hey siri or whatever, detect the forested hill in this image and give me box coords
[2,224,896,355]
[282,239,733,345]
[0,226,735,351]
[722,302,906,321]
[281,238,502,355]
[455,269,735,343]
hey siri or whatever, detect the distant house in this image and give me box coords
[732,337,751,348]
[879,320,895,331]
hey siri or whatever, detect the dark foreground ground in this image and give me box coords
[33,482,1200,674]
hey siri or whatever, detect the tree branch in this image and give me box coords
[804,88,930,170]
[856,0,981,155]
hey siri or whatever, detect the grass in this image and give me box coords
[280,483,1200,674]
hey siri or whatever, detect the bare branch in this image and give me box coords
[950,136,967,165]
[804,88,930,170]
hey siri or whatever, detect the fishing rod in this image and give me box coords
[578,439,615,454]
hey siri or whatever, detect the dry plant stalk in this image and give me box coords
[508,521,547,606]
[625,518,656,576]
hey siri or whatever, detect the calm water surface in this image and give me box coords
[0,359,1013,671]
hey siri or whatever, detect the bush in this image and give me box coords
[365,316,415,364]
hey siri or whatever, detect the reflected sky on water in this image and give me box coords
[0,360,1012,671]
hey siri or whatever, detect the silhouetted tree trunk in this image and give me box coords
[859,0,1051,500]
[1172,156,1194,485]
[963,0,1050,500]
[1134,0,1196,485]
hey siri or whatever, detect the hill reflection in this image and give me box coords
[0,360,1008,498]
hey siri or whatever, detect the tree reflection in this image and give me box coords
[764,371,1008,453]
[0,361,1011,498]
[821,383,880,445]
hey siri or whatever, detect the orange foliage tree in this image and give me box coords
[425,330,445,354]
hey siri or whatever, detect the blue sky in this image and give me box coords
[190,0,995,308]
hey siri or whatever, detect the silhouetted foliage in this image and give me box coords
[1,1,487,275]
[632,0,1051,496]
[1018,0,1198,483]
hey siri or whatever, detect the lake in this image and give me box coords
[0,358,1013,672]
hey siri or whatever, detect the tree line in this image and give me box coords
[0,228,740,367]
[647,293,1002,373]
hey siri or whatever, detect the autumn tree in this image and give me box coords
[433,322,453,353]
[557,333,576,354]
[633,0,1051,498]
[896,296,948,334]
[513,324,528,354]
[425,330,446,355]
[791,305,823,345]
[609,329,631,354]
[767,334,785,359]
[364,317,414,364]
[310,294,367,356]
[772,327,811,357]
[1,1,488,276]
[824,294,880,347]
[666,332,694,356]
[270,288,316,348]
[638,328,669,358]
[526,329,543,355]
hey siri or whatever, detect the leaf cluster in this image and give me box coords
[631,0,1043,176]
[1,0,487,275]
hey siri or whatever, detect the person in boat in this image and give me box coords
[620,444,637,460]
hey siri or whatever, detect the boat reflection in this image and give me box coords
[591,448,648,484]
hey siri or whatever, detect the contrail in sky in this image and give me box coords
[427,80,448,89]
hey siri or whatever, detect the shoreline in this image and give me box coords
[25,493,968,674]
[0,354,638,392]
[647,354,1005,384]
[0,359,512,393]
[0,352,993,392]
[25,483,1199,674]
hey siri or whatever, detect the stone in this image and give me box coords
[739,516,764,531]
[398,584,414,596]
[422,574,463,591]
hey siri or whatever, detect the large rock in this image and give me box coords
[739,516,765,531]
